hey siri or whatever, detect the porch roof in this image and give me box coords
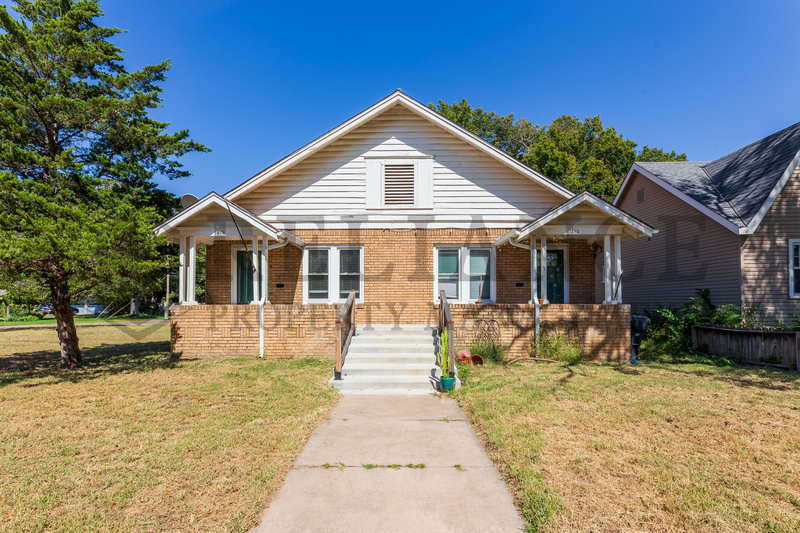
[493,191,657,246]
[154,192,305,247]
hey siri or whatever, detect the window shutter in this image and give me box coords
[383,164,416,205]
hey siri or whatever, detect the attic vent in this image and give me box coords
[383,164,416,206]
[636,187,645,203]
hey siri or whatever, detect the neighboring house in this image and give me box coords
[611,121,800,323]
[156,90,654,390]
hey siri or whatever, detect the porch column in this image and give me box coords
[250,236,260,304]
[540,238,548,305]
[268,235,269,304]
[529,238,538,304]
[613,234,622,304]
[603,234,612,304]
[178,236,186,304]
[186,236,197,305]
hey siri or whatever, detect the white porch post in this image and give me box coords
[178,236,186,304]
[268,235,269,304]
[614,234,622,304]
[186,236,197,305]
[529,238,538,304]
[603,234,612,304]
[540,238,548,305]
[250,236,260,304]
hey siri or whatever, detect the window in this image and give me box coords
[303,246,363,303]
[434,247,494,303]
[791,239,800,298]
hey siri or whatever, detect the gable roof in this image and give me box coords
[616,121,800,235]
[224,90,574,202]
[494,191,656,246]
[154,192,304,246]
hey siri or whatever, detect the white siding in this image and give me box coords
[236,105,565,226]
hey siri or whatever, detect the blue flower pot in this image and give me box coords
[440,376,456,392]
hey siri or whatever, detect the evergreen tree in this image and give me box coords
[0,0,208,367]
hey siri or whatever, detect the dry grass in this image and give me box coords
[452,352,800,532]
[0,324,339,532]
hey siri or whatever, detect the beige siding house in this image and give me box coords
[612,121,800,323]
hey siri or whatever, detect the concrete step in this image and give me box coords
[329,375,436,392]
[344,354,435,365]
[349,334,435,345]
[357,324,435,333]
[347,343,434,354]
[341,363,435,377]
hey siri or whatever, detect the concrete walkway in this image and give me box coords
[252,395,525,532]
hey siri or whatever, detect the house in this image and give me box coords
[156,90,655,392]
[612,121,800,323]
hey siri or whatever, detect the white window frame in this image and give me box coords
[302,245,365,304]
[230,245,263,305]
[365,156,433,210]
[433,246,496,304]
[790,239,800,299]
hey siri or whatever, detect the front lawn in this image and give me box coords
[452,346,800,532]
[0,314,166,327]
[0,325,338,532]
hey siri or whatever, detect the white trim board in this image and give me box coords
[224,90,574,203]
[790,239,800,299]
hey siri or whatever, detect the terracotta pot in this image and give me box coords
[538,298,544,306]
[470,354,484,366]
[457,349,471,364]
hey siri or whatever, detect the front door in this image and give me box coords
[538,249,565,304]
[237,250,254,304]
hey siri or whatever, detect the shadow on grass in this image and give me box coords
[0,340,191,387]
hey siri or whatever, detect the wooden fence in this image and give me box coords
[691,325,799,370]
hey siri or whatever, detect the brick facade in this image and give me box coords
[171,304,337,359]
[172,229,629,360]
[449,303,631,362]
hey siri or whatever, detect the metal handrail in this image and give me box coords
[334,289,357,380]
[439,290,456,377]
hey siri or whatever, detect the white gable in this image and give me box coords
[235,103,567,229]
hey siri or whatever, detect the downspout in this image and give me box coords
[508,233,540,350]
[258,233,292,358]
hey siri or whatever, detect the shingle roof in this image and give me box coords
[635,121,800,229]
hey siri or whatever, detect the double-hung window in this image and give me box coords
[790,239,800,298]
[434,246,494,303]
[304,246,364,304]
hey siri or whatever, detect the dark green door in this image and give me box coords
[538,249,565,304]
[237,251,254,304]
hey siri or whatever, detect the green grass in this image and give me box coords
[0,325,339,533]
[0,314,167,327]
[451,339,800,532]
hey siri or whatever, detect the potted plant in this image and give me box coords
[440,327,456,391]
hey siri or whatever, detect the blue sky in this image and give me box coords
[94,0,800,198]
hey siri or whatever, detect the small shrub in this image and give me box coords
[530,332,584,364]
[463,337,508,363]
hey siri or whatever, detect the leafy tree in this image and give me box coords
[430,99,687,200]
[0,0,208,367]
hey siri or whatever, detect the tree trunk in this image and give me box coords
[49,267,81,368]
[130,296,139,315]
